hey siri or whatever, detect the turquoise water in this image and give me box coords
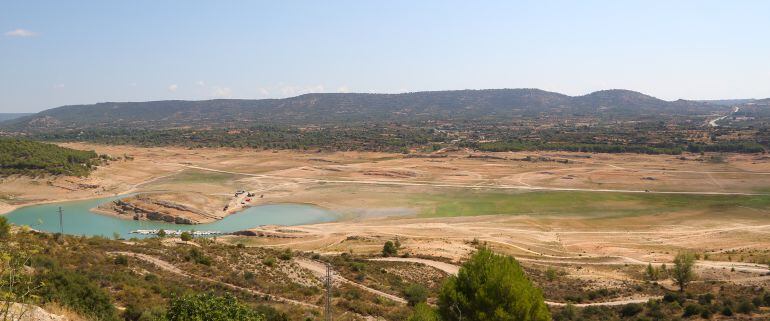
[2,195,337,239]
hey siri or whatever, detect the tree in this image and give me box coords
[438,246,551,321]
[156,229,166,238]
[180,231,192,242]
[165,293,264,321]
[382,240,398,257]
[408,303,440,321]
[672,252,696,292]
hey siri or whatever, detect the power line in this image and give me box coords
[325,263,333,321]
[58,206,63,235]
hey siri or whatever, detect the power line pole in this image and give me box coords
[325,263,333,321]
[58,206,63,235]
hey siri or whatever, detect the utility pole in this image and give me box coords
[325,263,333,321]
[58,206,64,235]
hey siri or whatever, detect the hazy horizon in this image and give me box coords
[3,0,770,113]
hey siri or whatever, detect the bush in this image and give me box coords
[278,249,293,261]
[619,303,643,317]
[165,293,264,321]
[187,248,211,266]
[698,293,714,305]
[262,257,276,267]
[682,303,701,317]
[721,306,733,316]
[0,216,10,239]
[554,304,577,321]
[382,241,398,257]
[180,231,192,242]
[545,267,559,281]
[404,284,428,306]
[36,270,118,321]
[408,303,439,321]
[114,255,129,265]
[736,300,755,314]
[438,246,550,321]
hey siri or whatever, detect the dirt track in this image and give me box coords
[370,257,664,307]
[109,251,318,309]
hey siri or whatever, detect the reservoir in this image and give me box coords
[2,195,337,238]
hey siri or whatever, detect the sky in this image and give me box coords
[1,1,770,113]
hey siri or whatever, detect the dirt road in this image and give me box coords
[295,258,408,304]
[370,257,663,307]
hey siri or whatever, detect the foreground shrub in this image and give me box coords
[36,270,118,321]
[165,293,264,321]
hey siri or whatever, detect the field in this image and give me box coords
[3,143,770,319]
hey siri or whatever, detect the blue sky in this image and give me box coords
[1,1,769,113]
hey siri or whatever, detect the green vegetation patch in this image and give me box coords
[158,169,241,185]
[412,190,770,218]
[0,138,99,176]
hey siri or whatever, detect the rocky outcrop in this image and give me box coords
[109,198,198,225]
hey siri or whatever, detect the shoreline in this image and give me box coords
[0,188,138,216]
[2,190,343,227]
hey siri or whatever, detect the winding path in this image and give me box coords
[295,258,408,304]
[109,251,318,309]
[369,257,664,307]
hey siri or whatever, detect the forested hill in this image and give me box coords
[0,138,100,176]
[0,89,726,131]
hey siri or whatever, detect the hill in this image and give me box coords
[0,138,100,176]
[0,89,727,131]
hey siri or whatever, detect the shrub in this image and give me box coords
[382,241,398,257]
[698,293,714,305]
[187,248,211,266]
[554,304,577,321]
[682,303,701,317]
[545,267,559,281]
[114,255,129,265]
[278,249,293,261]
[721,306,733,316]
[404,284,428,306]
[736,300,755,314]
[0,216,9,239]
[262,257,276,267]
[165,293,264,321]
[408,303,439,321]
[180,231,192,242]
[620,303,643,317]
[349,262,366,272]
[36,270,118,321]
[438,246,550,321]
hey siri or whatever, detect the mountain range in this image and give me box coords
[0,89,742,132]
